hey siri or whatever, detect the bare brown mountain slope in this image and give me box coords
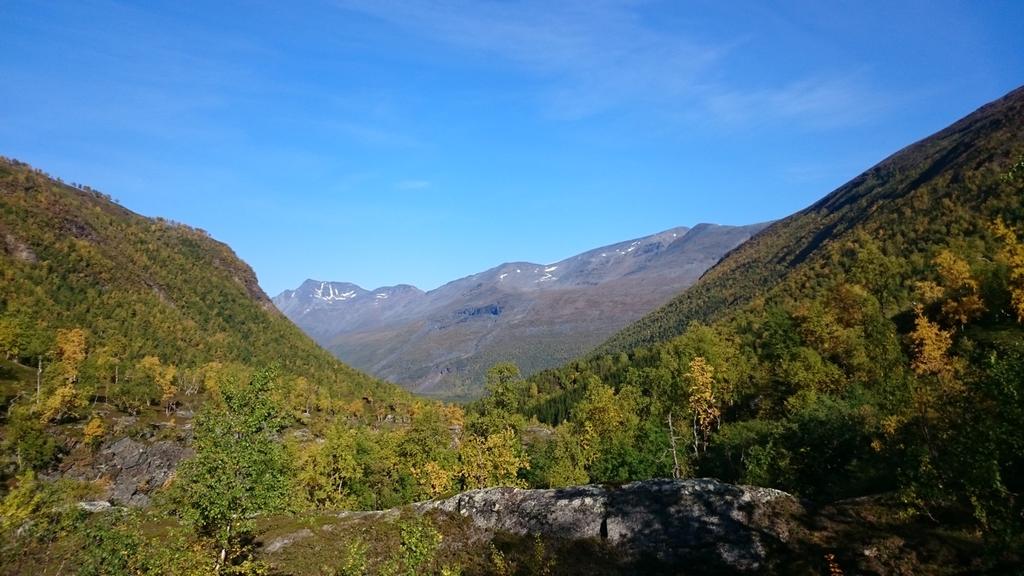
[275,223,766,399]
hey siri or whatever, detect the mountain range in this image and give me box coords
[275,222,766,398]
[3,85,1023,576]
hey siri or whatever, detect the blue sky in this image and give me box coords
[2,1,1022,295]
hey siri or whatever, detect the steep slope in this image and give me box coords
[506,86,1024,547]
[275,223,766,399]
[0,157,423,518]
[0,156,399,401]
[600,85,1024,354]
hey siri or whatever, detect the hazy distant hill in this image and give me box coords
[275,223,766,398]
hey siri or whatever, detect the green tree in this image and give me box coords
[483,362,524,413]
[171,368,292,572]
[469,363,528,437]
[3,408,57,471]
[137,355,177,413]
[458,428,529,489]
[0,317,20,360]
[292,424,362,509]
[400,405,459,499]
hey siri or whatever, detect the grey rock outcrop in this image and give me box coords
[77,500,113,513]
[63,437,192,507]
[265,528,314,553]
[411,478,799,572]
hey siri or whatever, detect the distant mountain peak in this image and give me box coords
[274,222,767,399]
[311,281,363,302]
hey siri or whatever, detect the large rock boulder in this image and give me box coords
[415,478,801,572]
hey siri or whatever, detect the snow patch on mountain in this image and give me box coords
[314,282,358,302]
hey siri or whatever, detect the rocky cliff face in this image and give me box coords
[59,425,193,507]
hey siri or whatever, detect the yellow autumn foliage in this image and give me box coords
[993,218,1024,323]
[687,356,719,455]
[83,416,105,448]
[38,384,85,424]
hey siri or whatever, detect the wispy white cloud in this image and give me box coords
[335,0,887,128]
[336,0,720,119]
[700,75,889,130]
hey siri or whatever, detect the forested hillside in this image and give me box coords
[0,157,393,403]
[463,86,1024,566]
[0,158,459,573]
[601,85,1024,353]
